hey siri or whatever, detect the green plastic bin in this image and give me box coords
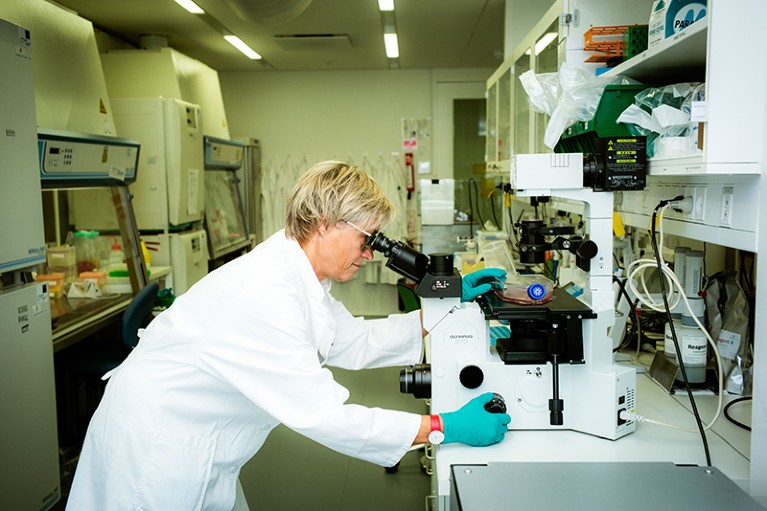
[554,84,647,154]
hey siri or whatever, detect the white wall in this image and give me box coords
[220,68,491,315]
[504,0,557,58]
[221,69,431,168]
[222,68,493,172]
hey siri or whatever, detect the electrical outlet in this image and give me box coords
[683,186,695,220]
[720,185,734,226]
[693,186,706,221]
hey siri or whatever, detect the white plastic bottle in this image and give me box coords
[664,297,707,383]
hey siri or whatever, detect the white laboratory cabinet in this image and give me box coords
[0,18,45,272]
[0,283,60,511]
[141,229,208,295]
[0,17,60,510]
[74,97,205,231]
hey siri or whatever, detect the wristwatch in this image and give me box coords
[427,414,444,445]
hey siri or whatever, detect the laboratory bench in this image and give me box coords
[435,373,753,495]
[51,265,171,352]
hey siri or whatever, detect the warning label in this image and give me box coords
[599,136,646,191]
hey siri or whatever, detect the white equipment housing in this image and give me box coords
[424,154,636,508]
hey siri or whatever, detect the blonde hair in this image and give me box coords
[284,161,395,242]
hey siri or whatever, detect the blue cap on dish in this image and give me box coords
[527,283,546,300]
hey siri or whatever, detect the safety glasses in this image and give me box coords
[343,220,378,251]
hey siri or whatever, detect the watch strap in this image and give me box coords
[430,414,442,433]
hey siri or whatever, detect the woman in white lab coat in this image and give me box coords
[66,161,510,511]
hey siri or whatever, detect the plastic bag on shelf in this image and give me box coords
[617,82,705,157]
[704,271,753,396]
[518,63,637,150]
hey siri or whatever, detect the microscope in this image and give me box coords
[370,152,636,441]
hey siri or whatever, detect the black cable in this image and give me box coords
[702,242,709,289]
[466,180,474,239]
[468,178,485,227]
[723,396,752,432]
[507,200,518,243]
[489,188,500,230]
[651,199,712,466]
[613,252,623,271]
[516,208,525,226]
[740,250,755,297]
[612,276,640,353]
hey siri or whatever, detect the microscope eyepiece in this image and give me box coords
[369,232,429,282]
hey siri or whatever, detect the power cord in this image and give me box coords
[468,178,485,228]
[502,186,518,244]
[467,179,475,239]
[487,187,501,230]
[624,196,725,467]
[723,396,752,432]
[612,276,641,359]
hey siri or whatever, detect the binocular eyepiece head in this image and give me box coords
[368,232,429,283]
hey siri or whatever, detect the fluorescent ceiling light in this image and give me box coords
[378,0,395,11]
[534,32,558,55]
[224,35,262,60]
[174,0,204,14]
[384,33,399,59]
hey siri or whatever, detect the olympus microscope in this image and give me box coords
[368,153,637,508]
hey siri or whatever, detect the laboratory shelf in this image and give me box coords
[648,154,761,176]
[605,18,708,83]
[618,211,756,253]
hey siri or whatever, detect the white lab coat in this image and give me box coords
[67,230,424,511]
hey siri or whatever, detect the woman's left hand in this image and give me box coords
[461,268,507,302]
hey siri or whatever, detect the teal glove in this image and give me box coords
[441,393,511,446]
[461,268,507,302]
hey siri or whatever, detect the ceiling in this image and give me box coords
[51,0,505,72]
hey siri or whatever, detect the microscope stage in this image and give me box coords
[478,288,596,322]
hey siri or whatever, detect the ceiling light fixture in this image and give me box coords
[224,35,262,59]
[378,0,395,11]
[174,0,205,14]
[378,0,399,67]
[534,32,558,55]
[383,33,399,59]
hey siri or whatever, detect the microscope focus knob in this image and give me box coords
[459,365,484,389]
[484,393,507,414]
[577,239,598,260]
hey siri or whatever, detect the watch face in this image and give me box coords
[428,430,445,445]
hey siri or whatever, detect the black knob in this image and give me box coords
[459,365,484,389]
[577,240,598,260]
[484,393,507,414]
